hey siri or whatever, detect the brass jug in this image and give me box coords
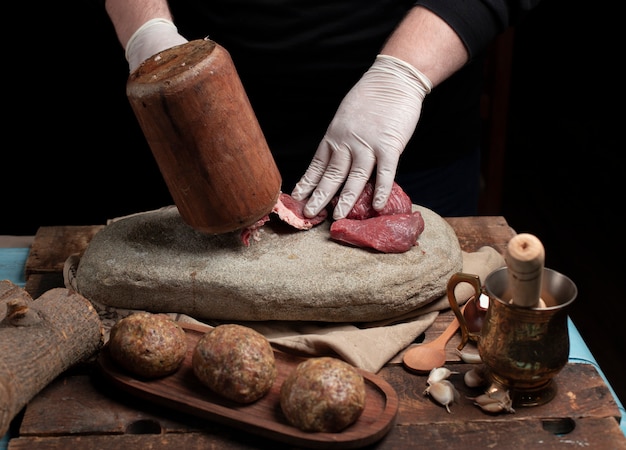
[448,267,577,406]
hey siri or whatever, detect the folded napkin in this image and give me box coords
[65,246,504,373]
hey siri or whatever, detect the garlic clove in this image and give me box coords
[455,348,482,364]
[471,393,498,406]
[463,367,487,388]
[469,386,515,414]
[424,380,459,413]
[427,367,456,385]
[445,379,461,404]
[477,401,506,413]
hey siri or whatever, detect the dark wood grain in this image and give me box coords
[13,363,625,449]
[445,216,515,254]
[25,225,104,277]
[12,419,626,450]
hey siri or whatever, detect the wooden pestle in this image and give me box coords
[504,233,545,308]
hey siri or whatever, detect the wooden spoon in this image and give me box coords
[402,307,464,374]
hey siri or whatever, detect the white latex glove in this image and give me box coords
[125,18,189,72]
[291,54,432,220]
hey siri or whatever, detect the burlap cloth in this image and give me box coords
[65,245,503,373]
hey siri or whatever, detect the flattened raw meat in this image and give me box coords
[272,192,328,230]
[239,214,270,246]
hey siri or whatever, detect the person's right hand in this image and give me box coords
[291,55,431,220]
[125,18,188,72]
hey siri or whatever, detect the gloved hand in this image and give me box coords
[291,54,432,220]
[125,18,189,72]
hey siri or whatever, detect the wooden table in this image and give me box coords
[6,217,626,449]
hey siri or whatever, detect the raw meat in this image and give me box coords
[329,180,425,253]
[333,181,413,219]
[240,181,423,254]
[330,211,425,253]
[239,193,327,246]
[240,215,270,246]
[271,192,328,230]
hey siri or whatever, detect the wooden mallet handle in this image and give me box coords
[505,233,545,308]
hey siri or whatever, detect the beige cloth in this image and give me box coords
[66,246,504,373]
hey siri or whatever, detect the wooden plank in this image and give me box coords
[16,363,624,449]
[375,417,626,449]
[24,225,104,276]
[23,226,104,299]
[8,432,313,450]
[12,418,626,450]
[18,375,204,436]
[380,363,622,424]
[445,216,515,254]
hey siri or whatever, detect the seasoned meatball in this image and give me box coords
[108,312,187,378]
[192,324,276,403]
[280,357,366,432]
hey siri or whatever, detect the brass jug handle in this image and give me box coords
[447,272,482,350]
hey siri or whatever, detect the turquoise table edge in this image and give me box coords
[1,247,624,444]
[0,248,29,287]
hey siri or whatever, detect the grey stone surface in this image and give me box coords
[75,205,462,322]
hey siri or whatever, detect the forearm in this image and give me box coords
[382,0,541,87]
[380,6,468,88]
[105,0,174,48]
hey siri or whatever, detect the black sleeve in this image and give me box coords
[415,0,542,59]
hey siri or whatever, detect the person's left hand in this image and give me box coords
[291,54,432,219]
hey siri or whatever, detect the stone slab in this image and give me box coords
[75,205,462,322]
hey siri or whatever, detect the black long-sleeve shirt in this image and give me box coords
[417,0,540,58]
[168,0,540,189]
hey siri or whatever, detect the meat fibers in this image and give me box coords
[330,211,425,253]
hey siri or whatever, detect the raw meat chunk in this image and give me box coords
[239,192,327,246]
[240,214,270,246]
[330,211,425,253]
[271,192,328,230]
[331,181,413,220]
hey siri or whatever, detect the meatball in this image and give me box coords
[280,357,366,432]
[108,312,187,378]
[192,324,276,403]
